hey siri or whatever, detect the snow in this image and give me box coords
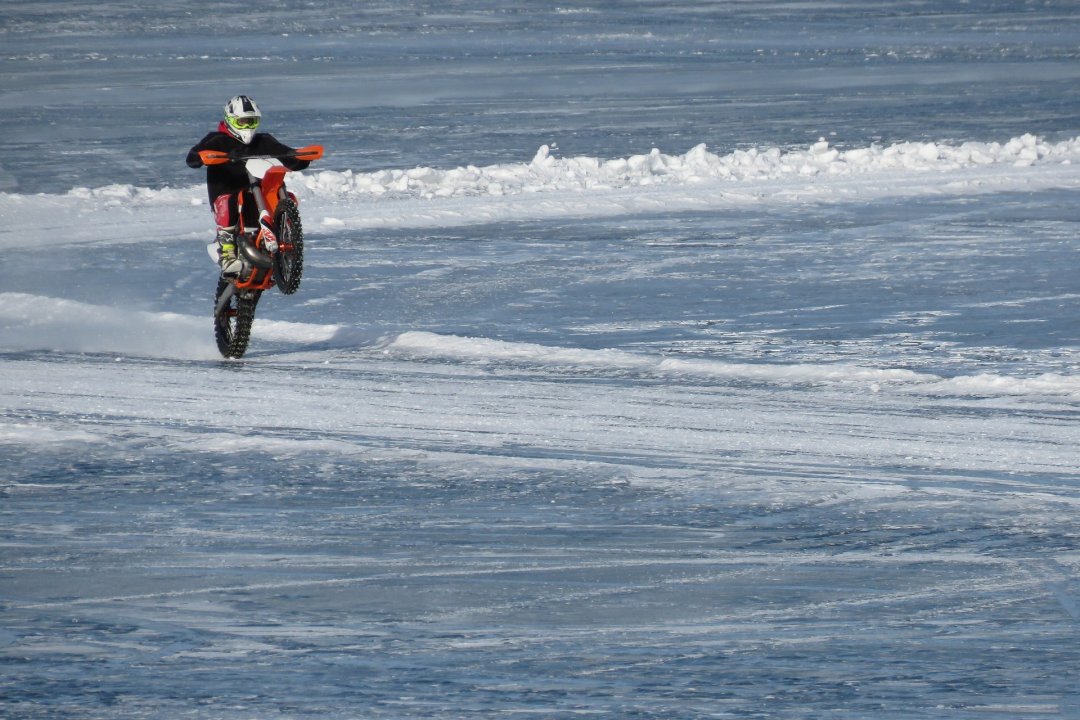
[8,133,1080,245]
[4,1,1080,718]
[297,134,1080,201]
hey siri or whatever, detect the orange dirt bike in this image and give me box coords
[198,145,323,359]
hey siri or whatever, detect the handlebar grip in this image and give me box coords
[292,145,324,162]
[198,150,233,165]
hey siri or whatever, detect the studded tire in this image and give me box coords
[214,278,261,359]
[272,198,303,295]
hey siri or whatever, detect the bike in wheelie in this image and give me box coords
[198,145,323,359]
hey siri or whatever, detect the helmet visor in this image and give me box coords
[227,115,260,130]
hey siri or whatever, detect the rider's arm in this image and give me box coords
[281,156,311,172]
[257,134,311,171]
[185,146,204,168]
[185,132,222,168]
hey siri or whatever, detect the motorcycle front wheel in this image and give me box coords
[272,198,304,295]
[214,278,261,359]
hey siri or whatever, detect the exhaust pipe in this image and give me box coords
[239,238,273,269]
[214,283,236,317]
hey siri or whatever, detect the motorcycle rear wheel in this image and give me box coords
[273,198,304,295]
[214,278,261,359]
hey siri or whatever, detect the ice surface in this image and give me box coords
[3,2,1080,719]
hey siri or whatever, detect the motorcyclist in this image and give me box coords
[186,95,310,275]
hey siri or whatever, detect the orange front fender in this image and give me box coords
[261,166,288,215]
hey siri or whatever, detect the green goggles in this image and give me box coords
[227,115,260,130]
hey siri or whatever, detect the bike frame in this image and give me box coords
[198,146,323,292]
[203,144,324,359]
[234,161,288,291]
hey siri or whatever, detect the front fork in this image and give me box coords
[248,180,278,254]
[232,186,276,290]
[214,282,235,318]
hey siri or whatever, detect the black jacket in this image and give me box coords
[186,124,311,202]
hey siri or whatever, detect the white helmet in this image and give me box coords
[223,95,261,144]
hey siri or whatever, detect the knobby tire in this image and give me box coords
[273,198,304,295]
[214,278,261,359]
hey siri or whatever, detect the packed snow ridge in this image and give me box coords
[4,132,1080,242]
[297,133,1080,200]
[4,133,1075,207]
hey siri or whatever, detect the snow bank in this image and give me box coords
[0,293,218,360]
[3,134,1079,231]
[386,331,1080,399]
[5,291,1076,400]
[388,330,924,385]
[387,330,920,386]
[5,132,1076,244]
[0,423,102,446]
[296,133,1080,201]
[0,293,348,359]
[9,298,1076,401]
[923,372,1080,398]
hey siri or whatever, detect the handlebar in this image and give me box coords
[198,145,324,166]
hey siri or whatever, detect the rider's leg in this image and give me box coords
[212,194,242,276]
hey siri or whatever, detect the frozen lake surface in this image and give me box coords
[3,2,1080,718]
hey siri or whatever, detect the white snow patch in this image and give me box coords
[0,293,218,360]
[294,133,1080,201]
[0,423,102,445]
[252,318,343,344]
[4,133,1080,246]
[0,293,361,360]
[387,331,1080,399]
